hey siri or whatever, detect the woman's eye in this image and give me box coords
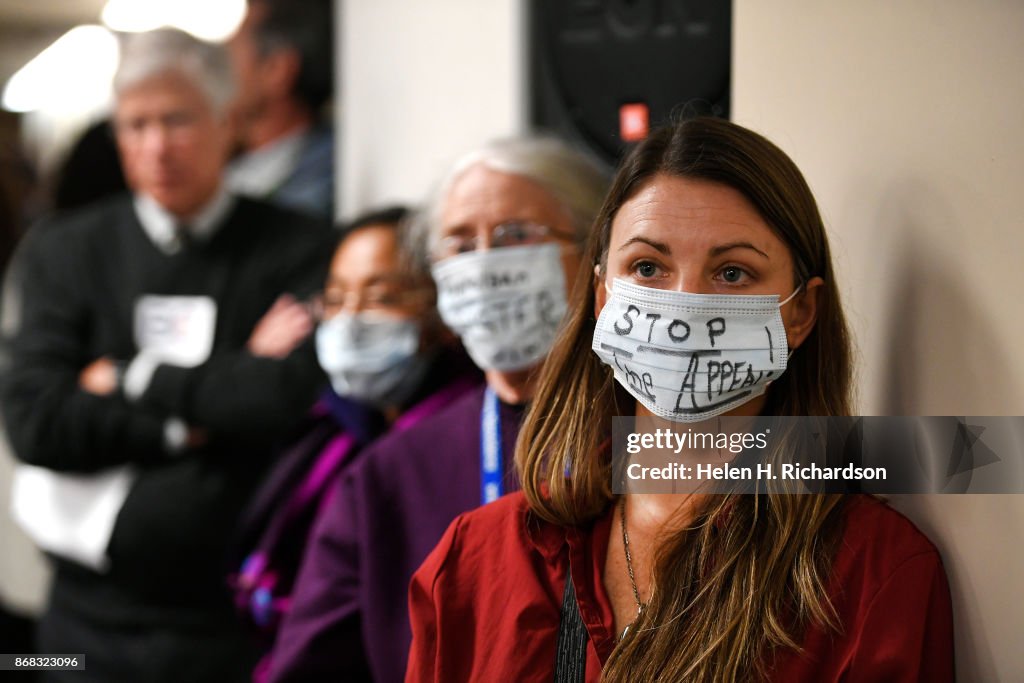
[720,266,747,283]
[634,261,659,278]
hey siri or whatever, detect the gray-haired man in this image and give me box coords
[1,29,332,681]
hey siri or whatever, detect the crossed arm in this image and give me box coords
[1,229,326,472]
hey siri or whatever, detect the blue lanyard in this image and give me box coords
[480,387,503,504]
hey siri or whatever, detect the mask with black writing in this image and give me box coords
[592,278,800,422]
[315,312,426,406]
[431,243,567,371]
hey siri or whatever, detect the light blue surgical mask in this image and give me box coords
[315,312,426,407]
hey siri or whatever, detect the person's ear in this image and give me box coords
[784,276,824,350]
[262,48,301,99]
[593,264,607,319]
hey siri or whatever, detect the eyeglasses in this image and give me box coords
[431,221,576,261]
[310,287,431,320]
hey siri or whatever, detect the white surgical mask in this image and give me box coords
[431,243,567,371]
[315,312,425,406]
[592,278,801,422]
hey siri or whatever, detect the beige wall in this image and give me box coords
[337,0,526,216]
[733,0,1024,417]
[733,3,1023,679]
[0,429,50,614]
[339,0,1022,679]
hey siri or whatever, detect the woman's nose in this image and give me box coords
[675,270,708,294]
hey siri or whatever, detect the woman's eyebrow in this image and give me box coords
[619,236,672,254]
[364,274,404,287]
[709,242,769,259]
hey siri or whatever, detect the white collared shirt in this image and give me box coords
[133,186,235,255]
[226,129,307,199]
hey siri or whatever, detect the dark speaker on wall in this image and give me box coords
[529,0,732,169]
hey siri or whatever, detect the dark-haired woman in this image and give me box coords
[232,207,479,680]
[406,118,953,683]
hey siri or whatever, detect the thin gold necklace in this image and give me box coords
[619,497,646,640]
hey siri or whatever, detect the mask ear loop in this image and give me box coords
[778,281,805,308]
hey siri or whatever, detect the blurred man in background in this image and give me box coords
[1,29,331,682]
[227,0,334,220]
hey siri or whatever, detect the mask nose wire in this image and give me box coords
[604,278,806,304]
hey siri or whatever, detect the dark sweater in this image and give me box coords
[1,193,335,626]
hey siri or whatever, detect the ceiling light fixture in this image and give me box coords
[101,0,247,43]
[2,25,120,113]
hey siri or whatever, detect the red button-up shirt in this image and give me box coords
[407,493,953,682]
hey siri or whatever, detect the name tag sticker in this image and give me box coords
[134,295,217,367]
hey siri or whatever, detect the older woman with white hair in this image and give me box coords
[267,136,607,683]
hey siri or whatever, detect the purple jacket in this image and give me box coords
[267,385,525,683]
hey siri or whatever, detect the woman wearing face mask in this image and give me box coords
[406,118,954,683]
[266,137,608,683]
[230,207,480,681]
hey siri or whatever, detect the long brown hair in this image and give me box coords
[516,117,854,682]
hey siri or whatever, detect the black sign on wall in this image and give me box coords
[529,0,732,169]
